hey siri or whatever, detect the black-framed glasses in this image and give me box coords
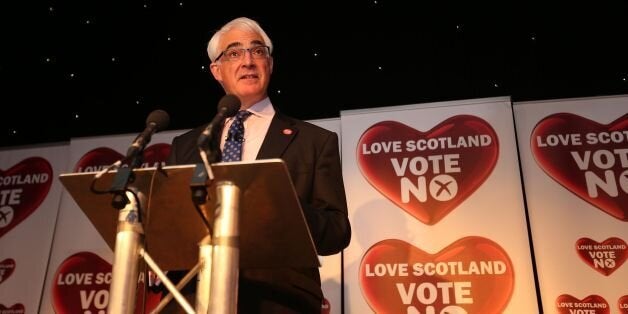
[215,46,271,62]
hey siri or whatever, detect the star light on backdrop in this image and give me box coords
[1,1,627,147]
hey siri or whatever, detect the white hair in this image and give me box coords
[207,17,273,62]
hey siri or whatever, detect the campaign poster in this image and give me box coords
[342,97,538,313]
[0,144,68,313]
[38,131,176,313]
[514,95,627,314]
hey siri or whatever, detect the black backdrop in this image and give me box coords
[1,1,627,147]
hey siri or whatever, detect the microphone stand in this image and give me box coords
[105,150,146,313]
[181,122,241,313]
[104,150,143,313]
[150,146,217,313]
[194,142,241,313]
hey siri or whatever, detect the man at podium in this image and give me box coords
[163,16,351,313]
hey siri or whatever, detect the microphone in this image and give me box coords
[197,94,241,149]
[126,109,170,158]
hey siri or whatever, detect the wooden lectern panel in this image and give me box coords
[59,159,319,271]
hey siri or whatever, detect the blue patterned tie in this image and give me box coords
[222,110,252,162]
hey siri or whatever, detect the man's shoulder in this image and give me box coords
[275,113,335,137]
[171,124,207,143]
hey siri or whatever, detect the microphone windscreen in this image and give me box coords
[217,94,241,118]
[146,109,170,131]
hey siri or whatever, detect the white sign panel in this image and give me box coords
[39,131,177,314]
[514,95,628,313]
[0,144,68,313]
[342,97,538,313]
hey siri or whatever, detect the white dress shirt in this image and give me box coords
[220,97,275,161]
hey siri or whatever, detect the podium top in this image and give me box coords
[59,159,319,270]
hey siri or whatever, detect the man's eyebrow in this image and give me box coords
[249,40,264,46]
[223,40,264,50]
[224,42,243,50]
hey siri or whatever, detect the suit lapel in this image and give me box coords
[256,113,298,159]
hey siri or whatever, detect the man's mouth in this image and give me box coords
[239,74,258,80]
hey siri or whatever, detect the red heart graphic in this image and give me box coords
[0,303,25,313]
[359,237,514,313]
[74,143,171,173]
[575,237,627,276]
[0,258,16,285]
[555,294,610,314]
[0,157,53,238]
[357,115,499,225]
[52,251,161,314]
[531,113,628,221]
[619,295,628,314]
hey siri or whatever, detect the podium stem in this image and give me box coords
[108,190,144,314]
[208,181,241,314]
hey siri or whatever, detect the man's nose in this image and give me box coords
[242,50,255,64]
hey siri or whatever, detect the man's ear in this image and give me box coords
[210,63,222,82]
[269,56,274,74]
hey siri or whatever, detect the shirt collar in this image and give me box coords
[246,97,275,118]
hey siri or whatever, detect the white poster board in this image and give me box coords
[514,95,628,313]
[38,131,177,313]
[0,144,68,313]
[342,97,538,313]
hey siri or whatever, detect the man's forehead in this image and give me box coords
[221,29,263,47]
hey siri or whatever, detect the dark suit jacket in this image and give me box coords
[166,111,351,313]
